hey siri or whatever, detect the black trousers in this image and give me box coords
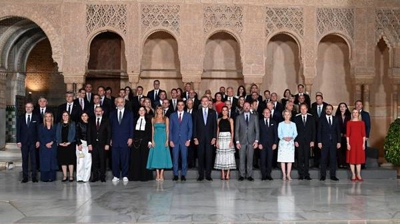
[320,142,337,178]
[187,141,197,168]
[297,140,311,178]
[197,140,213,178]
[21,143,37,179]
[91,143,107,180]
[260,146,273,178]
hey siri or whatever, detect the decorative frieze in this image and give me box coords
[86,4,127,35]
[376,9,400,46]
[204,5,243,35]
[266,7,303,37]
[317,8,354,40]
[141,4,180,35]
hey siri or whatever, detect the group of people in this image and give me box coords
[16,80,371,183]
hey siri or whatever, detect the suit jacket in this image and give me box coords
[131,95,142,116]
[361,110,371,138]
[246,95,263,103]
[224,96,238,110]
[294,93,311,107]
[55,122,76,144]
[163,108,172,118]
[219,109,238,122]
[169,111,193,144]
[317,115,341,145]
[56,102,82,123]
[87,104,109,119]
[33,107,54,124]
[294,113,316,143]
[193,108,217,142]
[235,113,260,145]
[154,99,164,108]
[101,97,113,113]
[258,118,278,148]
[147,89,163,106]
[124,100,133,113]
[311,102,328,119]
[169,99,179,112]
[74,98,90,112]
[109,109,134,147]
[86,92,94,104]
[87,117,111,147]
[270,109,283,123]
[16,113,40,144]
[272,101,284,113]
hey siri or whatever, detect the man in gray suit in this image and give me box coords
[235,102,260,181]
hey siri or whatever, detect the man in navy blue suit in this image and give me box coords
[258,108,278,181]
[355,100,371,169]
[109,97,134,183]
[317,104,341,181]
[147,80,163,107]
[169,100,193,181]
[17,102,40,183]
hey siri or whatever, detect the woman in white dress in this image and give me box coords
[277,109,298,180]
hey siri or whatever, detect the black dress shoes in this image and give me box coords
[261,177,267,181]
[173,176,179,181]
[267,176,273,181]
[247,177,254,181]
[21,178,28,183]
[181,176,186,181]
[90,178,98,182]
[100,178,106,182]
[305,176,312,180]
[299,176,304,180]
[330,176,339,181]
[238,176,244,181]
[32,178,38,183]
[320,176,326,181]
[206,177,213,181]
[197,177,204,181]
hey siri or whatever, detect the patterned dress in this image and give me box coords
[214,118,236,169]
[277,121,298,163]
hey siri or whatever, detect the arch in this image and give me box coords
[264,32,302,93]
[86,27,128,67]
[17,34,47,72]
[0,8,63,70]
[266,29,303,55]
[318,31,353,61]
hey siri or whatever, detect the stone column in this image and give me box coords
[244,75,263,95]
[181,72,202,94]
[305,77,314,95]
[0,72,6,149]
[128,72,140,89]
[363,84,370,112]
[354,84,362,102]
[393,84,398,119]
[63,74,85,94]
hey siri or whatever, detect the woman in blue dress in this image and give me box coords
[277,109,298,180]
[147,106,173,181]
[38,112,58,182]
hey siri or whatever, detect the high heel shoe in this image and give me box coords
[356,176,363,182]
[351,177,357,182]
[62,177,67,182]
[69,176,74,182]
[287,176,292,181]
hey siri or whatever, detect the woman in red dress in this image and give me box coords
[213,92,225,114]
[346,108,366,181]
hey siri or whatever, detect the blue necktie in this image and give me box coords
[203,109,207,125]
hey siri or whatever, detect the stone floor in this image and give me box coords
[0,168,400,223]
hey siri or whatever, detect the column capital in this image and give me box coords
[243,74,263,86]
[352,75,375,85]
[181,70,202,84]
[128,72,140,85]
[63,73,85,84]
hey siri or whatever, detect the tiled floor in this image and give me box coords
[0,168,399,223]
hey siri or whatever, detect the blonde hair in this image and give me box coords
[43,112,54,127]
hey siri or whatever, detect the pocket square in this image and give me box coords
[32,121,37,123]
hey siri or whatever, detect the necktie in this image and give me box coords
[88,93,91,102]
[27,114,31,127]
[245,114,249,125]
[264,119,267,126]
[139,118,143,130]
[303,116,306,126]
[178,113,182,123]
[164,109,167,115]
[328,116,332,126]
[80,99,84,110]
[154,90,158,100]
[173,100,176,110]
[41,109,44,117]
[318,106,321,117]
[118,111,122,124]
[229,110,231,118]
[96,118,100,130]
[229,97,232,103]
[203,109,207,125]
[67,104,71,114]
[267,119,269,127]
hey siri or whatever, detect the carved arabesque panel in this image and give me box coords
[317,8,354,39]
[376,9,400,46]
[141,4,180,35]
[86,4,127,35]
[204,5,243,35]
[265,7,303,37]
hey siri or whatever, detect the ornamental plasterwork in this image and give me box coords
[265,7,304,37]
[317,8,354,39]
[86,4,127,35]
[204,5,243,35]
[376,9,400,46]
[141,4,180,35]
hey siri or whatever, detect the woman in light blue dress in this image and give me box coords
[278,109,298,180]
[147,106,173,181]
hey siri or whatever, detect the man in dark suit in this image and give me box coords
[98,86,112,113]
[147,79,162,107]
[183,83,192,100]
[154,90,167,108]
[220,100,237,121]
[193,96,217,181]
[169,88,179,112]
[310,94,327,168]
[109,97,134,183]
[118,88,133,112]
[262,90,271,105]
[88,94,109,118]
[74,88,90,112]
[270,92,283,113]
[87,106,111,182]
[250,92,265,117]
[17,102,40,183]
[355,100,371,168]
[169,101,193,181]
[245,85,262,103]
[311,92,324,109]
[294,84,311,107]
[187,90,200,110]
[105,87,116,107]
[258,108,278,181]
[267,101,283,123]
[185,99,197,168]
[33,97,53,123]
[225,87,238,111]
[84,83,94,104]
[294,103,316,180]
[132,86,144,116]
[235,102,260,181]
[317,104,341,181]
[56,91,82,123]
[162,99,172,118]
